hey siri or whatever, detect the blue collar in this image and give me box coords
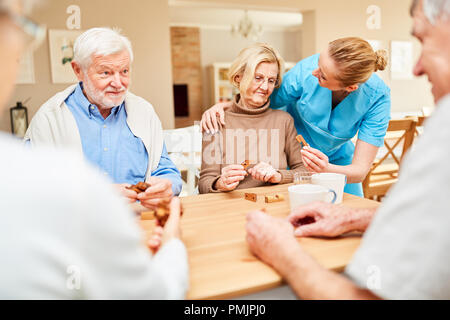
[72,82,94,116]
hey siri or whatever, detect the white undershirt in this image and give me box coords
[0,136,188,299]
[345,94,450,299]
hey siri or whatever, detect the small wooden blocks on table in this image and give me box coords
[244,192,285,203]
[245,193,257,202]
[265,194,284,203]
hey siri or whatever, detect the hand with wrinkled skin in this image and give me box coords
[246,210,297,269]
[115,183,139,203]
[248,162,282,184]
[200,101,232,134]
[245,207,379,300]
[288,202,375,238]
[147,197,182,253]
[215,165,248,192]
[137,177,173,208]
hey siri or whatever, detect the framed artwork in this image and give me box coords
[48,29,83,83]
[390,40,414,80]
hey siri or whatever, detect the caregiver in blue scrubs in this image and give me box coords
[201,37,390,197]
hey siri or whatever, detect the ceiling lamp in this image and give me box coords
[231,10,263,41]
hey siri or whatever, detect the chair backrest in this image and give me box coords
[371,118,418,172]
[363,118,418,200]
[164,124,202,154]
[164,125,202,196]
[404,114,428,138]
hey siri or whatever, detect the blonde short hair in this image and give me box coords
[328,37,388,87]
[228,43,284,93]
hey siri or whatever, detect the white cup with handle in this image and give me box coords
[311,173,347,204]
[288,184,337,211]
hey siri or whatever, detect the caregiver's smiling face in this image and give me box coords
[312,50,346,91]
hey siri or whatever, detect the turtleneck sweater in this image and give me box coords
[199,94,306,193]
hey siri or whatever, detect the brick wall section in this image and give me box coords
[170,27,203,128]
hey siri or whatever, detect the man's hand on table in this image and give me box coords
[148,197,182,253]
[288,202,375,237]
[137,177,173,208]
[246,210,300,271]
[115,183,139,203]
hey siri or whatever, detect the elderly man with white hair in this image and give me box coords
[245,0,450,299]
[25,27,182,208]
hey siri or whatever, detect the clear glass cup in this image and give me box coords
[293,171,314,184]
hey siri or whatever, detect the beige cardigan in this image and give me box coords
[24,84,164,181]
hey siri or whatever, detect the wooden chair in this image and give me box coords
[405,115,427,137]
[363,118,418,201]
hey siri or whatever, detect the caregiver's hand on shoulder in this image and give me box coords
[248,162,282,183]
[200,101,233,134]
[301,146,330,173]
[214,165,248,192]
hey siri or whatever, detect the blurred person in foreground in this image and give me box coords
[24,27,182,209]
[0,0,188,299]
[246,0,450,299]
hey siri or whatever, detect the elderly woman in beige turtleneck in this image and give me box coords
[199,43,306,193]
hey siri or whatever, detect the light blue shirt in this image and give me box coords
[271,54,391,196]
[64,83,182,195]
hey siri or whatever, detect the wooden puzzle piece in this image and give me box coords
[265,194,285,203]
[241,160,250,170]
[126,181,151,193]
[296,135,309,147]
[245,193,257,202]
[140,198,183,227]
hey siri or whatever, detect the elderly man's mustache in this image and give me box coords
[106,87,126,93]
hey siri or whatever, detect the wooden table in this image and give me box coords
[139,183,380,300]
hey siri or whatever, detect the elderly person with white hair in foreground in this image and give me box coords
[25,27,182,208]
[0,0,187,299]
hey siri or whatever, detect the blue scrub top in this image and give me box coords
[271,54,391,196]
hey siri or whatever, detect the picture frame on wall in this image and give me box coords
[48,29,83,83]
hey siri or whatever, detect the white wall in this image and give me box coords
[179,0,436,114]
[2,0,175,133]
[200,28,302,109]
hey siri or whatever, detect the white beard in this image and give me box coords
[83,75,127,109]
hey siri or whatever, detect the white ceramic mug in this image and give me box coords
[311,173,347,204]
[288,184,337,211]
